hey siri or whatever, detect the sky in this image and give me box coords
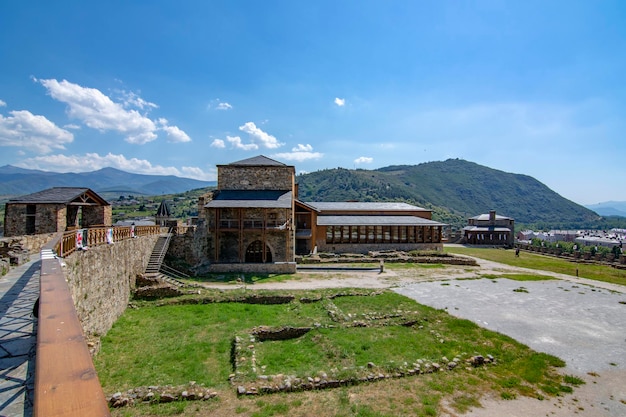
[1,1,625,205]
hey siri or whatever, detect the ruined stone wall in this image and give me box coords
[218,166,294,190]
[207,262,296,274]
[63,235,159,337]
[317,242,443,254]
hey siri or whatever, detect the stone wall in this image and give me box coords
[63,235,159,337]
[317,242,443,254]
[218,165,294,190]
[207,262,296,274]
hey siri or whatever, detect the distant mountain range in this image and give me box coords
[296,159,606,228]
[1,160,622,229]
[0,165,215,197]
[584,201,626,217]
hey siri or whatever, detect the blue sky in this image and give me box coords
[1,1,624,205]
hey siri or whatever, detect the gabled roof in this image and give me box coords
[8,187,109,206]
[224,155,287,166]
[204,190,292,209]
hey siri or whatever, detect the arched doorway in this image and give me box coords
[245,240,272,263]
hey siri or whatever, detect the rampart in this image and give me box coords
[63,234,159,336]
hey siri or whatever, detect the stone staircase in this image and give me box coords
[145,232,191,288]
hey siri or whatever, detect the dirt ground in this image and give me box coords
[198,255,626,417]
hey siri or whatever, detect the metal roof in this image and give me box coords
[7,187,109,205]
[304,201,428,212]
[317,215,446,226]
[223,155,288,166]
[204,190,292,209]
[463,226,512,232]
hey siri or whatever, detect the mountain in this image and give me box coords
[585,201,626,217]
[296,159,601,228]
[0,165,215,197]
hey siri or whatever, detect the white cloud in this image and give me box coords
[239,121,283,149]
[115,90,159,110]
[216,102,233,110]
[211,138,226,148]
[227,135,259,150]
[38,78,191,145]
[334,97,346,107]
[0,110,74,153]
[0,99,6,107]
[354,156,374,165]
[158,122,191,143]
[63,123,81,130]
[273,144,323,162]
[16,152,215,180]
[292,144,313,152]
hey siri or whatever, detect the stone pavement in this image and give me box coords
[0,259,39,417]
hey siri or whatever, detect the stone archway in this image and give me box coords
[245,240,273,263]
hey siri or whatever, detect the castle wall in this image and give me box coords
[63,235,159,337]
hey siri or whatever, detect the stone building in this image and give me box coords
[3,187,111,237]
[201,155,296,273]
[198,155,445,273]
[463,210,514,246]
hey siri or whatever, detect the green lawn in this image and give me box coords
[445,246,626,286]
[96,290,577,417]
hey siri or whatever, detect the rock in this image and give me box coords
[160,393,176,403]
[237,386,247,395]
[447,361,458,370]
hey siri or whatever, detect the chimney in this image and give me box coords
[489,210,496,222]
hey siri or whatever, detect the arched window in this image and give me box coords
[245,240,272,263]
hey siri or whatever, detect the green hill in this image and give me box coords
[296,159,601,229]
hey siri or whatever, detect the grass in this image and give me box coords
[480,273,555,281]
[445,246,626,286]
[96,289,576,417]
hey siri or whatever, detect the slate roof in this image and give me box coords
[304,202,428,212]
[8,187,109,205]
[156,200,172,217]
[224,155,288,166]
[204,190,292,209]
[317,215,446,226]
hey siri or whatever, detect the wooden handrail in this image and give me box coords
[35,234,111,417]
[55,225,164,257]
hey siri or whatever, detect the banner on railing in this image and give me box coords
[76,229,87,249]
[106,228,114,244]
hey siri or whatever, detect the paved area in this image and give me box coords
[395,277,626,416]
[0,259,39,417]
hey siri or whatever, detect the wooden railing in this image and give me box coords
[56,225,163,257]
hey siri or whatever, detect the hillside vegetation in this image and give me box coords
[297,159,602,229]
